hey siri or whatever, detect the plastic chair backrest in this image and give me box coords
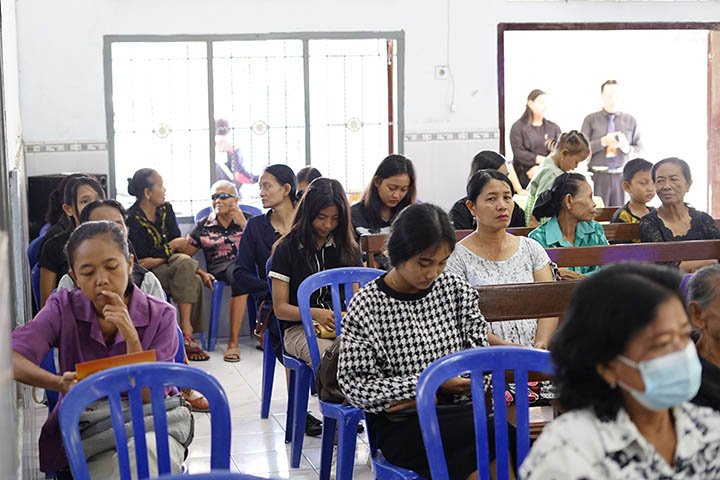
[31,264,41,310]
[59,363,231,480]
[237,204,262,217]
[175,326,185,364]
[195,204,262,223]
[415,346,555,480]
[297,267,384,373]
[28,235,44,268]
[156,471,277,479]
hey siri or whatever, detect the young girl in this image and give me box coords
[446,169,556,349]
[269,177,361,366]
[529,173,609,279]
[525,130,590,226]
[125,168,212,361]
[38,175,106,306]
[13,221,187,478]
[351,154,416,237]
[56,199,164,299]
[338,203,493,480]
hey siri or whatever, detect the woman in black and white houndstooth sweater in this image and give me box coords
[338,203,507,480]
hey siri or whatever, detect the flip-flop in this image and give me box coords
[183,333,210,361]
[223,347,241,363]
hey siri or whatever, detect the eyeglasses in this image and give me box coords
[211,192,235,201]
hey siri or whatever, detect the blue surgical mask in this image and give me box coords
[616,341,702,411]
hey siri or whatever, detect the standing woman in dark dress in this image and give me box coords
[509,89,561,189]
[639,157,720,272]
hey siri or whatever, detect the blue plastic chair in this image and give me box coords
[59,363,232,480]
[265,257,315,467]
[175,326,186,364]
[157,471,277,479]
[237,204,263,217]
[28,235,44,268]
[296,267,384,480]
[415,347,555,480]
[31,263,41,310]
[39,349,59,413]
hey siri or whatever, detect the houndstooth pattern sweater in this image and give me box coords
[337,272,490,413]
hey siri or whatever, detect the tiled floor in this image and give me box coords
[26,336,374,479]
[185,336,374,478]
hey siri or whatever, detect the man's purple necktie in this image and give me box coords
[606,113,618,169]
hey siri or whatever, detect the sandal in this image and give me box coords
[182,387,210,412]
[183,333,209,361]
[223,346,241,363]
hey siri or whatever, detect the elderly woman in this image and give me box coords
[529,173,608,279]
[640,157,720,272]
[185,180,247,362]
[687,264,720,410]
[521,263,720,479]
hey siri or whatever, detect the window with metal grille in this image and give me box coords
[105,33,404,217]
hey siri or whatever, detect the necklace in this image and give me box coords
[475,232,509,262]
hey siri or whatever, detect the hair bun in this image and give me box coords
[127,178,135,196]
[532,189,556,219]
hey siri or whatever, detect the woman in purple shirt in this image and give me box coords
[12,221,182,476]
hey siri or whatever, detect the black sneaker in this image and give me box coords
[305,412,323,436]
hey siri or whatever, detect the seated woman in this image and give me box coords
[185,180,247,362]
[446,169,556,349]
[521,263,720,479]
[338,204,493,480]
[449,151,526,229]
[38,175,105,306]
[687,264,720,410]
[125,168,213,361]
[270,177,362,366]
[525,130,590,226]
[529,173,608,279]
[57,199,164,299]
[639,157,720,273]
[12,221,188,478]
[296,166,322,199]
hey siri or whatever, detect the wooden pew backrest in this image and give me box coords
[476,281,579,322]
[548,239,720,267]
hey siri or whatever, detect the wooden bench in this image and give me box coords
[361,227,720,268]
[594,206,620,222]
[548,239,720,267]
[475,280,578,323]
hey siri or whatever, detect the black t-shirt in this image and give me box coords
[38,230,71,276]
[268,235,360,331]
[448,196,526,229]
[126,202,181,259]
[350,201,393,237]
[692,355,720,412]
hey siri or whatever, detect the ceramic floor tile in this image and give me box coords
[302,443,371,470]
[231,449,314,474]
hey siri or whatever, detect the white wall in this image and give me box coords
[16,0,720,210]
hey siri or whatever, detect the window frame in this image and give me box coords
[103,31,405,210]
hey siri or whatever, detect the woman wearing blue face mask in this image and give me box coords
[521,263,720,479]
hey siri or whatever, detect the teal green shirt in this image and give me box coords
[525,156,565,226]
[528,216,609,275]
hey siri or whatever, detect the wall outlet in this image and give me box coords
[434,65,449,80]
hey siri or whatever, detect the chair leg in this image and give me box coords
[291,369,311,468]
[285,369,296,444]
[335,415,359,480]
[208,283,224,352]
[260,334,275,419]
[319,416,337,480]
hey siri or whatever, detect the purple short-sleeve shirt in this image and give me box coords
[12,284,179,473]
